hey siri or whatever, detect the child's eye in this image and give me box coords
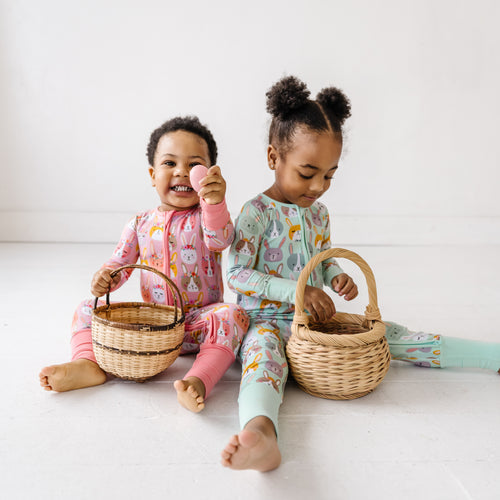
[189,162,202,168]
[162,161,175,167]
[299,173,313,180]
[325,176,334,181]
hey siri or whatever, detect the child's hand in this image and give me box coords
[197,165,226,205]
[331,273,358,301]
[91,268,120,297]
[303,285,336,323]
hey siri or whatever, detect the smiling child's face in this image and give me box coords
[149,130,211,211]
[265,127,342,208]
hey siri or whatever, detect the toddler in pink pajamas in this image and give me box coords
[40,116,249,413]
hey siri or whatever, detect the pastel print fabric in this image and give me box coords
[103,201,233,311]
[227,193,345,319]
[70,200,249,366]
[228,194,448,431]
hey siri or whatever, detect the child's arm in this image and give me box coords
[227,203,298,305]
[320,208,358,301]
[228,256,299,305]
[319,211,345,284]
[198,166,235,251]
[228,234,337,321]
[93,216,140,295]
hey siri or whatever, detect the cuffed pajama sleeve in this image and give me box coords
[227,203,297,304]
[199,198,235,251]
[320,211,345,289]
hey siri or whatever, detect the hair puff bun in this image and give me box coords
[316,87,351,125]
[266,76,311,119]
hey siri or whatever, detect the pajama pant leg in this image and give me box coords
[385,321,442,368]
[385,321,500,371]
[238,317,291,434]
[71,299,103,363]
[183,303,249,397]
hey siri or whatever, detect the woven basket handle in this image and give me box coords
[293,248,381,327]
[93,264,184,323]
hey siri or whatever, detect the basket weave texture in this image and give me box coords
[286,248,391,400]
[91,264,185,382]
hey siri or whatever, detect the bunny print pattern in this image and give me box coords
[103,203,231,311]
[70,201,249,367]
[227,193,345,318]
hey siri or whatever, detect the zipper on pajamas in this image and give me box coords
[163,211,175,307]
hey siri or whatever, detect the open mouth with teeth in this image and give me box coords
[171,185,194,192]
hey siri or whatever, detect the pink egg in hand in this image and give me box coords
[189,164,208,192]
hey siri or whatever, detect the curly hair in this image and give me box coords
[266,75,351,156]
[146,116,218,166]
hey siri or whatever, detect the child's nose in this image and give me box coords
[310,177,326,193]
[174,162,190,176]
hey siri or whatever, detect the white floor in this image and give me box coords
[1,242,499,500]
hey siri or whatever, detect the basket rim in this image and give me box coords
[92,301,185,332]
[291,316,386,346]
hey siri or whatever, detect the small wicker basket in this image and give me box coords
[91,264,185,382]
[286,248,391,400]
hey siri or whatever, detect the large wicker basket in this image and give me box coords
[286,248,391,400]
[91,264,185,382]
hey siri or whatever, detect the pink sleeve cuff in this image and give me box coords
[199,198,231,231]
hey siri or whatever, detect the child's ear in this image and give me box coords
[267,145,278,170]
[148,166,156,186]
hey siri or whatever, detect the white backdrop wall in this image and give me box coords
[1,0,499,245]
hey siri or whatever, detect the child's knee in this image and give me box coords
[227,303,250,334]
[71,299,98,332]
[214,303,249,342]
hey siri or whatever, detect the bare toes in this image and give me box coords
[229,434,239,446]
[175,378,205,413]
[186,385,200,398]
[222,444,237,456]
[174,379,187,391]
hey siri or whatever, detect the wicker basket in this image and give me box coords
[91,264,185,382]
[286,248,391,400]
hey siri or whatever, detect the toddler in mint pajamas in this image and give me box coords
[228,193,500,433]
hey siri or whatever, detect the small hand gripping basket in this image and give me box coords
[286,248,391,400]
[91,264,185,382]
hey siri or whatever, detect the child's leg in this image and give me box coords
[39,299,107,392]
[385,321,500,371]
[221,317,288,471]
[238,318,289,432]
[174,303,249,412]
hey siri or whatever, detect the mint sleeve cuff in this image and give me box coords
[266,276,297,305]
[324,261,344,289]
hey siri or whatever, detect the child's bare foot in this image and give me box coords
[174,376,206,413]
[39,359,106,392]
[221,416,281,471]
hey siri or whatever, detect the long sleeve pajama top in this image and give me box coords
[227,193,344,320]
[102,199,234,312]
